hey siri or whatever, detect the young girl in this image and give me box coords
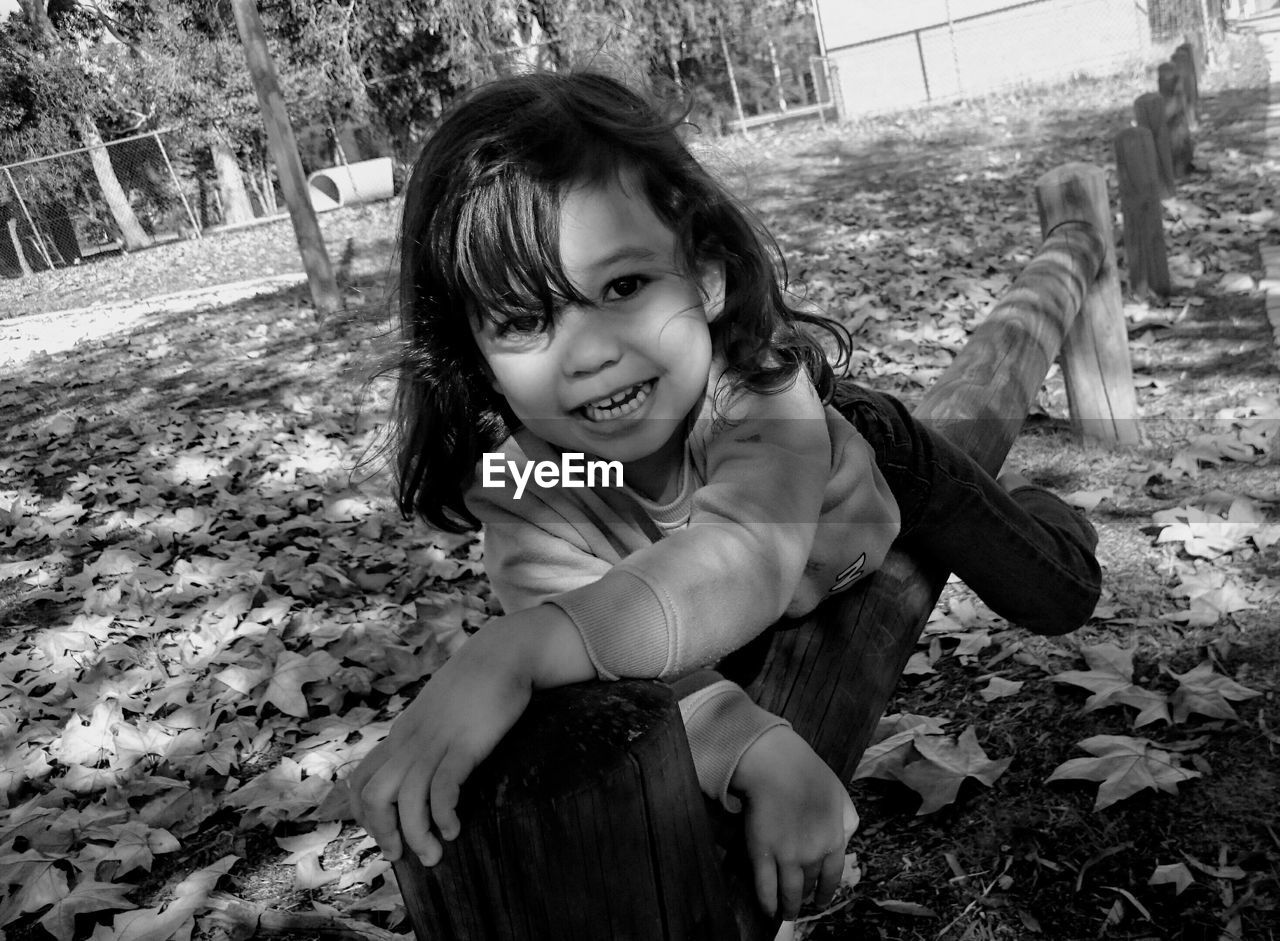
[348,71,1101,921]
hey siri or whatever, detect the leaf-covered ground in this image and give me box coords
[3,32,1279,941]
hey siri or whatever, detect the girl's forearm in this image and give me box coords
[480,603,596,690]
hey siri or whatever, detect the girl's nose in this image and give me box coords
[560,308,623,377]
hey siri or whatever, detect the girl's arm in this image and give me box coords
[349,602,591,865]
[477,371,896,680]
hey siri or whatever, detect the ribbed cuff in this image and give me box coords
[550,570,672,679]
[679,680,790,813]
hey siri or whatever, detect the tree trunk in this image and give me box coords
[6,217,34,277]
[72,113,153,251]
[231,0,340,316]
[211,133,256,225]
[767,40,787,112]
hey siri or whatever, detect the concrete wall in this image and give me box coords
[817,0,1151,118]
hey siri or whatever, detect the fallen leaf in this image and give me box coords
[91,855,238,941]
[1046,735,1201,810]
[901,727,1012,814]
[1167,661,1262,723]
[40,880,137,941]
[1148,861,1195,894]
[874,899,937,917]
[979,676,1023,701]
[1050,644,1170,727]
[275,821,341,864]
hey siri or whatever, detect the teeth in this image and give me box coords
[581,381,652,422]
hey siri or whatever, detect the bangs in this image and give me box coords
[449,138,664,328]
[453,163,629,329]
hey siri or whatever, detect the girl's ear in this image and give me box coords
[698,260,727,322]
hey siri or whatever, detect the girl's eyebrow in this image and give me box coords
[577,246,658,272]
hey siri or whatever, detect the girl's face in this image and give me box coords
[471,176,719,499]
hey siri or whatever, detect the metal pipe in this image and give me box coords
[152,130,202,240]
[3,167,54,270]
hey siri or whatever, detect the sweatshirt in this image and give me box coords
[464,363,900,809]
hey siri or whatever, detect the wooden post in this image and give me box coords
[1036,164,1141,447]
[1114,127,1171,303]
[391,681,775,941]
[1172,44,1199,130]
[1134,93,1175,199]
[230,0,341,316]
[1158,62,1194,178]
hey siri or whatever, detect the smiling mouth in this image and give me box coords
[578,380,655,422]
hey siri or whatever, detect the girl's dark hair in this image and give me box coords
[395,70,849,532]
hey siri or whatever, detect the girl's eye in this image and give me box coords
[605,276,647,301]
[495,314,546,337]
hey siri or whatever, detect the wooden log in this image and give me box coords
[1158,62,1194,178]
[1134,92,1175,199]
[1172,44,1199,131]
[1037,164,1141,447]
[747,165,1116,783]
[391,680,773,941]
[1114,126,1172,303]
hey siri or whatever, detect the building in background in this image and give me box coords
[813,0,1151,119]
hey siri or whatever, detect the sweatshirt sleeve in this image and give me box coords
[551,373,832,678]
[670,669,789,813]
[462,479,787,812]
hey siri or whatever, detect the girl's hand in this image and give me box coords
[347,604,594,866]
[347,625,532,866]
[730,725,859,920]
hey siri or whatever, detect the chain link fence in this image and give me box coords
[0,124,329,280]
[0,129,207,278]
[816,0,1230,122]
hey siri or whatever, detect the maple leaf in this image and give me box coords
[214,660,273,698]
[853,714,948,782]
[262,650,342,717]
[85,820,180,876]
[1153,504,1263,558]
[39,879,137,941]
[899,727,1012,815]
[1050,644,1171,727]
[226,757,332,827]
[0,852,70,929]
[52,701,122,766]
[979,676,1023,701]
[1046,735,1201,810]
[138,783,221,837]
[112,720,205,770]
[1149,862,1195,895]
[855,722,1010,815]
[91,855,238,941]
[1166,661,1262,723]
[277,821,343,890]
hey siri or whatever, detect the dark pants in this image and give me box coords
[719,383,1101,686]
